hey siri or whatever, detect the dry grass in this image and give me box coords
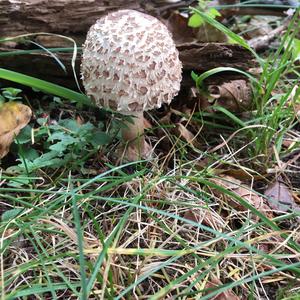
[1,148,300,299]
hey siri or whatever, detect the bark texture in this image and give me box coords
[0,0,141,37]
[0,43,258,89]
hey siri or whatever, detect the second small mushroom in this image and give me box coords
[81,9,182,160]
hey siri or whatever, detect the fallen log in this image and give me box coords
[0,42,259,89]
[0,0,140,37]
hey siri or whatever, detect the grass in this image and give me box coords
[1,170,300,299]
[0,5,300,300]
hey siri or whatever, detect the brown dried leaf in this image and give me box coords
[0,102,32,159]
[219,168,264,181]
[264,178,298,212]
[282,138,295,149]
[41,218,99,249]
[205,275,240,300]
[211,175,273,218]
[208,79,252,112]
[218,0,240,16]
[184,208,225,231]
[165,12,195,45]
[176,123,196,146]
[243,17,274,40]
[293,103,300,120]
[159,111,172,125]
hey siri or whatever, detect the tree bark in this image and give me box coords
[0,43,258,89]
[0,0,154,87]
[0,0,288,38]
[0,0,141,37]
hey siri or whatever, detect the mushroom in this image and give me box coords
[81,9,182,160]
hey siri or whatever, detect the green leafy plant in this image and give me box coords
[289,37,300,62]
[189,7,300,167]
[188,0,221,28]
[0,87,23,102]
[10,118,111,174]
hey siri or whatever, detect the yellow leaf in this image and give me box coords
[0,102,32,159]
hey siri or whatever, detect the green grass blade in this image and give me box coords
[0,68,91,106]
[0,47,82,57]
[70,174,87,300]
[194,66,259,90]
[189,7,261,63]
[6,283,82,299]
[212,106,246,127]
[198,261,300,300]
[0,32,82,92]
[29,40,67,73]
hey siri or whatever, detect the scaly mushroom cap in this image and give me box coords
[81,9,182,112]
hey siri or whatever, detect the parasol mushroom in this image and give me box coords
[81,9,182,161]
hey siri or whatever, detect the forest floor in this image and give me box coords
[0,3,300,300]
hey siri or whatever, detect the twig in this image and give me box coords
[248,20,289,51]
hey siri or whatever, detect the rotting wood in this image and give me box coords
[178,43,258,72]
[0,42,259,89]
[0,0,140,37]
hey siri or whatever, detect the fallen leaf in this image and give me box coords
[219,168,265,181]
[208,79,253,112]
[211,175,273,219]
[218,0,239,17]
[40,218,99,249]
[243,16,274,40]
[165,12,195,45]
[184,208,225,231]
[0,102,32,158]
[166,11,227,44]
[282,138,296,149]
[204,275,240,300]
[175,123,197,147]
[264,177,298,212]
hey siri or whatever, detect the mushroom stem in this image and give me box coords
[120,110,151,159]
[121,110,145,145]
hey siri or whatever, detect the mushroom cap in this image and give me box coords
[81,9,182,112]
